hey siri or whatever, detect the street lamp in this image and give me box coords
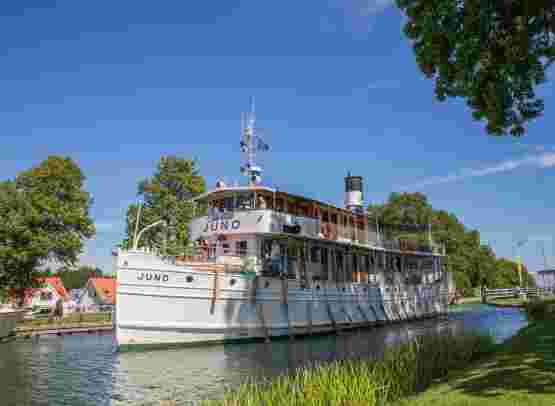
[133,219,166,250]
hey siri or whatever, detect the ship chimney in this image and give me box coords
[345,172,364,213]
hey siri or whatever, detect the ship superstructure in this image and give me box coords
[114,104,453,348]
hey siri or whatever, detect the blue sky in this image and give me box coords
[1,0,554,276]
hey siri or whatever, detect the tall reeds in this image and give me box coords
[524,298,555,320]
[202,332,495,406]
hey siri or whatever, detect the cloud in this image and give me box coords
[95,222,117,233]
[331,0,395,33]
[399,152,555,190]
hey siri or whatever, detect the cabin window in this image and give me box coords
[322,211,329,222]
[223,197,234,211]
[208,243,217,258]
[310,246,320,263]
[235,241,248,257]
[331,213,337,224]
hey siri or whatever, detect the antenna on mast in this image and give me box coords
[240,98,270,186]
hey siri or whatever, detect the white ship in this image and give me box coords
[114,103,453,349]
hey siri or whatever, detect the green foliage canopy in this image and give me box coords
[396,0,555,136]
[368,192,535,294]
[122,156,206,256]
[57,265,104,290]
[0,157,95,305]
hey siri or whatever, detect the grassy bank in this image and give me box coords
[486,297,528,307]
[397,320,555,406]
[201,332,496,406]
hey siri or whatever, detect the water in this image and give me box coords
[0,304,528,406]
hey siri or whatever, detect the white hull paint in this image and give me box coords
[116,250,450,348]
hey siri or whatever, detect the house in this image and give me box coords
[10,277,70,311]
[79,277,116,312]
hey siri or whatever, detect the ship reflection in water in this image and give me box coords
[0,305,528,406]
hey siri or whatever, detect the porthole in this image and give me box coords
[230,279,237,286]
[316,285,321,290]
[186,275,194,283]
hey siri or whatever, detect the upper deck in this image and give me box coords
[190,186,444,255]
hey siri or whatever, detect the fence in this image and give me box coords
[483,287,554,301]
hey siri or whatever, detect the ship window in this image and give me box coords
[208,244,217,258]
[321,247,328,265]
[236,241,248,257]
[310,247,320,263]
[223,197,234,211]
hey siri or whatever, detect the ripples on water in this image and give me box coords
[0,304,528,406]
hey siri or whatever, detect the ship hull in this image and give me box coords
[116,250,450,349]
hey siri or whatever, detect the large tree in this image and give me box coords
[0,157,95,306]
[57,265,104,290]
[121,156,206,256]
[396,0,555,136]
[368,192,534,294]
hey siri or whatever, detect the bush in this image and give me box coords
[202,332,496,406]
[524,299,555,321]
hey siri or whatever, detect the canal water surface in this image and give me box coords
[0,304,528,406]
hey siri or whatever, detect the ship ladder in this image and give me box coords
[209,268,222,315]
[280,277,294,340]
[251,276,270,343]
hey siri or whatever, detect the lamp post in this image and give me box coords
[133,219,166,250]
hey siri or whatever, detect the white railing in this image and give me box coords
[484,287,553,300]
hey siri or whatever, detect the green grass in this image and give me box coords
[397,320,555,406]
[201,332,496,406]
[487,297,528,307]
[16,312,112,331]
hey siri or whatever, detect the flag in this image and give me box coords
[256,137,270,152]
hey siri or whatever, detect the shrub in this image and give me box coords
[524,298,555,321]
[202,332,495,406]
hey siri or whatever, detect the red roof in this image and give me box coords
[90,277,117,305]
[9,276,69,305]
[43,277,69,301]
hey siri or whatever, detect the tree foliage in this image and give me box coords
[121,156,206,255]
[368,192,535,294]
[0,157,95,305]
[396,0,555,136]
[57,265,104,290]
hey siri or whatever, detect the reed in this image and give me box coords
[524,298,555,320]
[201,332,495,406]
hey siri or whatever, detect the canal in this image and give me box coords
[0,304,528,406]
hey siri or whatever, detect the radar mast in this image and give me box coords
[240,98,269,186]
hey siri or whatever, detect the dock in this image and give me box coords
[16,323,113,339]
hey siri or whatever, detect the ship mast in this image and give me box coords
[240,98,269,186]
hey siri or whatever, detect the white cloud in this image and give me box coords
[95,222,116,233]
[331,0,395,33]
[399,152,555,190]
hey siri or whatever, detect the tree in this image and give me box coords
[0,157,95,306]
[58,265,103,290]
[122,156,206,256]
[367,192,533,295]
[396,0,555,136]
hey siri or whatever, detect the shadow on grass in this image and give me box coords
[444,321,555,398]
